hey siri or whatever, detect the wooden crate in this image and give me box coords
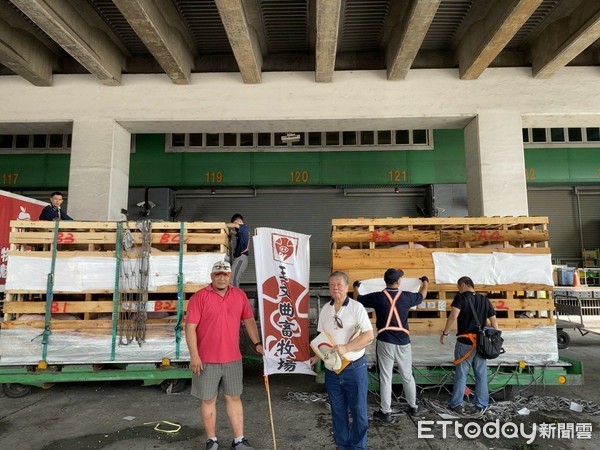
[2,220,228,336]
[332,216,549,250]
[332,216,554,331]
[9,220,230,253]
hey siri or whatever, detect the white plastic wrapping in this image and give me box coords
[5,256,117,292]
[5,253,226,292]
[148,254,224,289]
[363,325,559,366]
[356,277,422,295]
[493,253,554,285]
[356,277,423,312]
[433,252,554,285]
[0,324,558,366]
[0,326,190,364]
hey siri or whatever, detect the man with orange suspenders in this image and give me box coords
[354,268,429,421]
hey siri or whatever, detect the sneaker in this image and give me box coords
[449,404,465,414]
[373,409,394,423]
[206,439,219,450]
[409,403,424,417]
[231,438,254,450]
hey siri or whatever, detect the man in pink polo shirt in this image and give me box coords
[186,260,263,450]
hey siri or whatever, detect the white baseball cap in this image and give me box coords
[212,261,232,274]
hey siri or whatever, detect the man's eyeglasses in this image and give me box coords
[333,315,343,329]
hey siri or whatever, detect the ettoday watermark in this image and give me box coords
[417,420,592,444]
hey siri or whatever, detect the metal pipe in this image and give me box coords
[574,187,585,266]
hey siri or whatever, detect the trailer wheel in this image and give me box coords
[2,383,32,398]
[557,329,570,349]
[160,379,189,394]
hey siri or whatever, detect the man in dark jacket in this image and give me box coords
[39,192,73,221]
[227,213,250,287]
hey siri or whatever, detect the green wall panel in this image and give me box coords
[252,152,320,185]
[321,151,409,185]
[524,147,600,184]
[0,153,70,189]
[130,134,182,186]
[129,129,467,187]
[3,130,600,189]
[187,152,253,186]
[568,148,600,182]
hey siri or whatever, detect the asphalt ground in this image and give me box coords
[1,330,599,450]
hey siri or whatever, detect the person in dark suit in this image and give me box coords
[39,192,73,221]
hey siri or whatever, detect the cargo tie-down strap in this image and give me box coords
[110,221,123,361]
[175,221,185,359]
[41,220,60,362]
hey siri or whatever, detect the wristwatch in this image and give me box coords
[254,341,262,348]
[442,332,449,336]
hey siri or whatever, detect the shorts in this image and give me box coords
[191,359,243,400]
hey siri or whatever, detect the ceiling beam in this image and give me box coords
[112,0,195,85]
[315,0,341,82]
[386,0,441,81]
[214,0,262,84]
[0,1,56,86]
[531,0,600,79]
[244,0,269,57]
[457,0,542,80]
[9,0,125,85]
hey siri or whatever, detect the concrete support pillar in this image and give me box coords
[463,110,528,216]
[67,119,131,220]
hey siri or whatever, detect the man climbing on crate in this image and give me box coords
[440,276,499,414]
[185,260,263,450]
[354,268,429,421]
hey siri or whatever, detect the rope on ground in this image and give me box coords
[511,394,600,416]
[422,394,600,422]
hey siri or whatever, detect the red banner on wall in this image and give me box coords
[253,227,313,376]
[0,190,47,291]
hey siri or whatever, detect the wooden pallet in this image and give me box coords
[1,291,198,336]
[9,220,230,253]
[332,216,554,331]
[332,216,549,250]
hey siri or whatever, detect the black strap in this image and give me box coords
[465,293,484,331]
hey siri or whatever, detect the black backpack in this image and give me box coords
[467,294,505,359]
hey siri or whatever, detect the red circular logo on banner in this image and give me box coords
[274,236,295,261]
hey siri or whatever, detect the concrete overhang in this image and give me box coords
[116,116,476,134]
[0,121,73,134]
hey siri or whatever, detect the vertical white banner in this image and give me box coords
[253,227,314,376]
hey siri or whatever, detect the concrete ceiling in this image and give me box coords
[0,0,599,86]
